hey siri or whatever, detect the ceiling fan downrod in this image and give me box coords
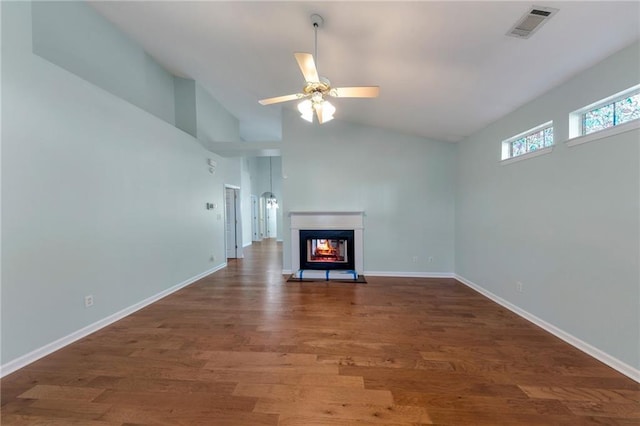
[310,14,323,73]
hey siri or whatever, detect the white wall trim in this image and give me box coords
[500,146,553,166]
[365,271,455,278]
[565,119,640,147]
[455,274,640,383]
[0,263,227,378]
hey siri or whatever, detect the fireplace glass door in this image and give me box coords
[307,238,347,263]
[299,230,355,270]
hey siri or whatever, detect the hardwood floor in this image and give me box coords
[2,239,638,425]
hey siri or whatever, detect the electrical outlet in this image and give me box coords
[210,255,216,262]
[428,256,434,263]
[516,282,524,293]
[84,295,94,308]
[412,256,418,262]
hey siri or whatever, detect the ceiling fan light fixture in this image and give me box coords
[301,111,314,123]
[323,100,336,117]
[311,91,323,103]
[298,99,312,114]
[298,99,314,122]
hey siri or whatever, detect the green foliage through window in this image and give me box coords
[583,92,639,135]
[508,125,554,159]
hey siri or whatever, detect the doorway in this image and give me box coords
[251,195,260,241]
[224,186,242,259]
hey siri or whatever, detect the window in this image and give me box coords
[502,122,553,161]
[581,91,639,135]
[569,85,640,145]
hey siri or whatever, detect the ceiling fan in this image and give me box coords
[258,14,380,124]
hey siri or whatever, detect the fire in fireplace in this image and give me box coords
[309,239,344,262]
[299,230,355,270]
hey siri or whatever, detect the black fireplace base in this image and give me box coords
[288,269,366,283]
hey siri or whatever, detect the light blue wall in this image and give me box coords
[174,77,197,138]
[1,2,239,367]
[31,1,175,125]
[240,157,253,246]
[196,84,241,144]
[282,112,456,274]
[174,79,242,148]
[455,42,640,370]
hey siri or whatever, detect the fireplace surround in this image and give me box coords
[289,211,364,278]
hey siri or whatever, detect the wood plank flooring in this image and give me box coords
[2,239,638,425]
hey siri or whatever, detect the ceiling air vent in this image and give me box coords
[507,6,559,39]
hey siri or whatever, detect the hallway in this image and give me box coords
[2,240,637,425]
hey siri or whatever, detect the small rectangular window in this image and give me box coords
[582,91,640,135]
[502,122,553,160]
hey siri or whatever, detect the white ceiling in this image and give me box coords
[89,1,640,143]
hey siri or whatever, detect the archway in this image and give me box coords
[260,191,278,238]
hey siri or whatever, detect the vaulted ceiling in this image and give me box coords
[89,1,640,143]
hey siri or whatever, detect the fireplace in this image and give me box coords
[299,230,355,270]
[289,211,364,278]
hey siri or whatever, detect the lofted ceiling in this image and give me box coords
[89,1,640,143]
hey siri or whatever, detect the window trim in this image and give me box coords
[566,118,640,148]
[500,146,553,165]
[501,121,554,162]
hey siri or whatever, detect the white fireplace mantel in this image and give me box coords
[289,211,364,274]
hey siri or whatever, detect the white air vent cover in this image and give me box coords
[507,6,559,39]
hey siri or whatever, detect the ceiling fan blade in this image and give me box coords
[315,102,325,123]
[294,52,319,83]
[332,86,380,98]
[258,93,302,105]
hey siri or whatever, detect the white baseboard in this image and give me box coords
[365,271,455,278]
[455,274,640,383]
[0,263,227,378]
